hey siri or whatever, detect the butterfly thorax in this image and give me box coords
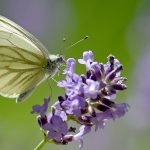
[45,54,65,78]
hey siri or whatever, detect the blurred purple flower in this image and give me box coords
[128,49,150,128]
[110,103,129,119]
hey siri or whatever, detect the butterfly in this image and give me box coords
[0,15,64,103]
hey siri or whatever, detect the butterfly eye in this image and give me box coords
[56,56,65,65]
[60,56,65,62]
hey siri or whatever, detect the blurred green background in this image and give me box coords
[0,0,150,150]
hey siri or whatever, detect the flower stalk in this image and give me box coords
[34,138,47,150]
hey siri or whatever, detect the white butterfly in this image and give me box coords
[0,16,64,102]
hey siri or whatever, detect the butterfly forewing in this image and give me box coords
[0,16,49,101]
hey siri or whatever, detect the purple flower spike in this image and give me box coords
[105,55,121,75]
[32,51,128,149]
[31,97,50,115]
[73,125,91,149]
[83,79,100,99]
[61,96,86,117]
[64,58,76,76]
[43,114,68,142]
[78,51,94,70]
[110,103,129,119]
[112,83,127,91]
[90,62,102,80]
[91,113,107,131]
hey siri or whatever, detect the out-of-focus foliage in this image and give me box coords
[1,0,150,150]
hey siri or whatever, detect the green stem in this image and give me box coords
[34,139,47,150]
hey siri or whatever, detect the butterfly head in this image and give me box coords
[49,54,65,66]
[45,54,65,78]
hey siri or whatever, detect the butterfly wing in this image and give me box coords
[0,15,50,58]
[0,16,49,101]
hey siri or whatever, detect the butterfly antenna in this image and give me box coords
[60,35,89,56]
[59,37,67,55]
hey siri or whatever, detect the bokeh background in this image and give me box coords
[0,0,150,150]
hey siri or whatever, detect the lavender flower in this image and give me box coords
[32,99,68,142]
[31,97,50,116]
[32,51,128,150]
[61,96,86,117]
[43,113,68,142]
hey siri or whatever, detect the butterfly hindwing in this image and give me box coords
[0,46,46,99]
